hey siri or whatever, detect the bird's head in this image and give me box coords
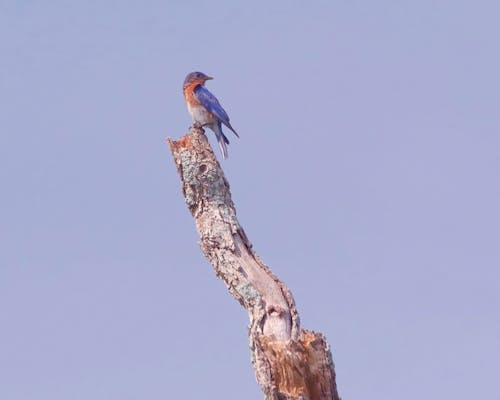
[183,71,213,88]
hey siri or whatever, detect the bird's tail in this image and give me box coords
[215,122,230,159]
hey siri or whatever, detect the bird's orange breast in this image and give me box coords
[183,82,202,106]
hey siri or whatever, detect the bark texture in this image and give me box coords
[167,126,340,400]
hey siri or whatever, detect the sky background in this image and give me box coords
[1,1,499,399]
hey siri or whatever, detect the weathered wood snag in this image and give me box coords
[167,126,340,400]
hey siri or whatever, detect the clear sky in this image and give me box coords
[1,1,499,399]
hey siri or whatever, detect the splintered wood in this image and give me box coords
[258,330,339,400]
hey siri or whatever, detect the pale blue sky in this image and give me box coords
[1,1,499,399]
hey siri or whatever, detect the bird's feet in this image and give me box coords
[192,121,203,130]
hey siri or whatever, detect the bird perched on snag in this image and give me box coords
[183,71,239,159]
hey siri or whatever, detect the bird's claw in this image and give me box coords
[192,121,203,130]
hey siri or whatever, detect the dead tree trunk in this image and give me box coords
[167,126,340,400]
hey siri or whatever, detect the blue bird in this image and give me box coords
[183,72,239,159]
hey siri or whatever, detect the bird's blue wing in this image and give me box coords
[194,85,239,137]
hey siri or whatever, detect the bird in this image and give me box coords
[183,71,239,159]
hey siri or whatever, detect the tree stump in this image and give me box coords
[167,126,340,400]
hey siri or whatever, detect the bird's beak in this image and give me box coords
[205,76,214,80]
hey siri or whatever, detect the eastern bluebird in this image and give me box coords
[183,71,239,159]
